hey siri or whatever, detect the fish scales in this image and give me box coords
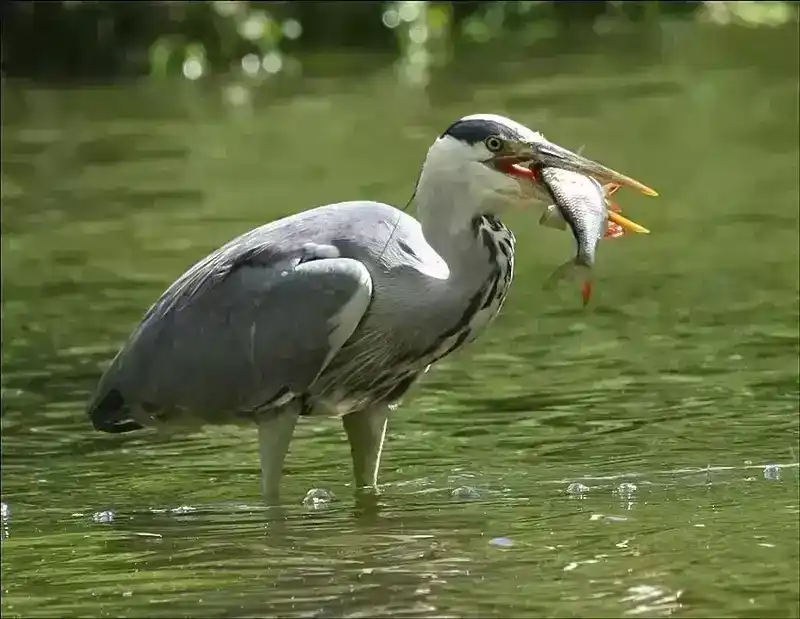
[537,167,611,305]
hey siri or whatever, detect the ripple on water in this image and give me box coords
[302,488,337,511]
[91,510,115,524]
[2,56,799,618]
[1,501,9,539]
[566,482,590,497]
[451,486,482,500]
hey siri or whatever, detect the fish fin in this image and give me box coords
[539,204,568,231]
[543,259,594,306]
[581,280,593,307]
[603,194,626,239]
[605,221,626,239]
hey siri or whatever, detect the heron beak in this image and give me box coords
[524,140,658,197]
[498,141,654,236]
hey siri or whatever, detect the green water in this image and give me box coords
[2,25,799,618]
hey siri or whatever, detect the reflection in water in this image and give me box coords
[1,24,799,619]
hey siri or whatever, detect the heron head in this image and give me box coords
[418,113,657,214]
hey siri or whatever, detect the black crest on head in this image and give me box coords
[441,116,523,145]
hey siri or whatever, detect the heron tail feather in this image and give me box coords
[87,388,144,434]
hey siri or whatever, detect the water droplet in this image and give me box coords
[1,502,9,520]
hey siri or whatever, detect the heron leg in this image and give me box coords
[257,408,299,504]
[342,406,389,493]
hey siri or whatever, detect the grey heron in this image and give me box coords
[87,113,656,503]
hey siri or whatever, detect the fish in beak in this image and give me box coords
[495,137,656,237]
[514,140,657,306]
[537,167,614,306]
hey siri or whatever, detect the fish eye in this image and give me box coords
[484,136,504,153]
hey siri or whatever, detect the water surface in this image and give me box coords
[2,25,799,618]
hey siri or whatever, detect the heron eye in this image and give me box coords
[484,136,504,153]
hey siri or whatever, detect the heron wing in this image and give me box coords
[88,245,373,429]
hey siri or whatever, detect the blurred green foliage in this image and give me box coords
[2,1,798,81]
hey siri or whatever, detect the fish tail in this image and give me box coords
[543,258,594,306]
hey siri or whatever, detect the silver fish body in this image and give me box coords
[540,166,608,267]
[538,166,610,304]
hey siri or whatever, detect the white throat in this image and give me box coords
[412,136,516,263]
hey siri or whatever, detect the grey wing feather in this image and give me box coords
[88,243,373,428]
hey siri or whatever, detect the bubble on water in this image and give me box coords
[302,488,336,511]
[614,482,638,499]
[566,482,589,497]
[590,513,629,522]
[451,486,481,500]
[170,505,196,515]
[763,464,781,481]
[489,536,514,548]
[92,510,115,524]
[1,502,9,520]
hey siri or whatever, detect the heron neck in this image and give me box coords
[413,191,498,280]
